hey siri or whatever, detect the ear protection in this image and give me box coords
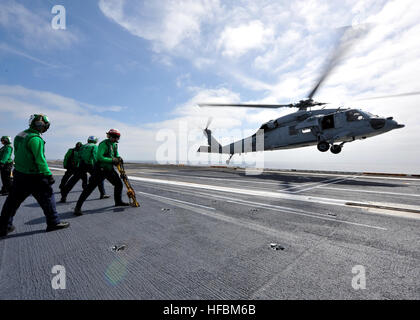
[29,114,50,132]
[1,136,11,144]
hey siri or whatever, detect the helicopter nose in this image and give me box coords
[388,119,404,129]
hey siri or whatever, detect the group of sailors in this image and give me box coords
[0,114,129,238]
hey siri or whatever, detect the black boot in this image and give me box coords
[74,207,83,216]
[45,222,70,232]
[115,201,130,207]
[59,191,67,203]
[0,225,15,237]
[100,194,110,199]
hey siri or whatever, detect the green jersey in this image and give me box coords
[63,148,81,169]
[97,139,120,171]
[79,143,98,166]
[14,128,51,175]
[0,143,13,165]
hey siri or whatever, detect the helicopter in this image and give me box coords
[197,26,408,164]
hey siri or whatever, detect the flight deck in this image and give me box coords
[0,163,419,299]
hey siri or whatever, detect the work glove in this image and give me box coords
[112,157,121,166]
[46,175,55,185]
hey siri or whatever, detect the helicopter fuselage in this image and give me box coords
[262,108,403,151]
[198,108,404,155]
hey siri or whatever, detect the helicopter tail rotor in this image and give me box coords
[204,116,213,136]
[197,116,222,153]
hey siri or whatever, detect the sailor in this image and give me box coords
[60,136,109,202]
[59,142,87,190]
[0,114,70,237]
[0,136,13,196]
[74,129,129,216]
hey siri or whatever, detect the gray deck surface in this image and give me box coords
[0,163,419,300]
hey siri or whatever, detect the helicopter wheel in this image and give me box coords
[330,145,342,154]
[317,141,330,152]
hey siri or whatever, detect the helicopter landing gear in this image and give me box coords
[330,144,342,154]
[317,141,330,152]
[226,154,234,165]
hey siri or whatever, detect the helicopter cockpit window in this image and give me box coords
[346,110,365,121]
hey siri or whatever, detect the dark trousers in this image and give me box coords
[61,163,105,198]
[0,163,13,193]
[0,170,61,231]
[76,166,122,210]
[59,168,76,189]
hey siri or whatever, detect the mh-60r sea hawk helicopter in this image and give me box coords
[197,26,407,164]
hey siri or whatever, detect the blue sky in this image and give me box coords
[1,0,420,173]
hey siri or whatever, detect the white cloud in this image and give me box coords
[98,0,221,53]
[0,85,250,164]
[0,86,145,159]
[217,20,274,57]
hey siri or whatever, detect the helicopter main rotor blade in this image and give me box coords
[307,24,371,100]
[356,91,420,101]
[205,116,213,129]
[198,103,294,109]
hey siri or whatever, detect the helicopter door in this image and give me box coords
[321,114,334,130]
[334,112,345,128]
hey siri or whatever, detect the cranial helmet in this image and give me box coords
[29,114,50,133]
[106,129,121,139]
[87,136,98,144]
[1,136,11,144]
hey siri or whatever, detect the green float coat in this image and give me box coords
[80,143,98,166]
[0,143,13,164]
[97,139,120,171]
[14,128,51,175]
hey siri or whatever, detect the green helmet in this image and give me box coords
[75,142,83,150]
[1,136,11,144]
[29,114,50,132]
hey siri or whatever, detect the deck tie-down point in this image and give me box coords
[111,244,127,252]
[270,243,285,251]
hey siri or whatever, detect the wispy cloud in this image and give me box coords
[98,0,221,53]
[0,43,58,67]
[0,85,153,160]
[0,0,78,50]
[0,85,126,115]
